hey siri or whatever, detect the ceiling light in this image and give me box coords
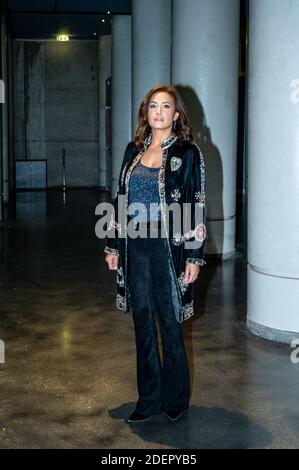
[56,34,69,41]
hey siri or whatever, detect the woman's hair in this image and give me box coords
[133,84,194,150]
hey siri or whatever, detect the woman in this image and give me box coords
[104,84,207,423]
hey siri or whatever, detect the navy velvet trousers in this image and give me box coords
[127,223,190,416]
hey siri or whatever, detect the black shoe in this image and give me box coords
[166,409,185,421]
[127,411,153,423]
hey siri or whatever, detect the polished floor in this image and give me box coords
[0,190,298,449]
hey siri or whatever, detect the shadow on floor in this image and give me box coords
[109,403,272,449]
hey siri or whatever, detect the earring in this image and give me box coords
[173,120,176,130]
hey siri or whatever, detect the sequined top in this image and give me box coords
[128,160,161,221]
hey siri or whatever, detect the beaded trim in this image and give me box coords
[143,131,178,150]
[116,293,126,310]
[104,246,119,256]
[116,266,125,287]
[177,271,189,295]
[186,258,206,266]
[193,142,206,192]
[181,301,194,321]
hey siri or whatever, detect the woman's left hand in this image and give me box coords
[183,264,200,283]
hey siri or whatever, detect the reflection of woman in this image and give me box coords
[104,84,207,423]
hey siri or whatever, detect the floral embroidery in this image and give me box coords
[172,232,184,246]
[194,223,206,242]
[184,223,206,243]
[195,191,206,206]
[171,188,181,202]
[171,224,207,245]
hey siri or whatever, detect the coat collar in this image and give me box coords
[142,131,178,151]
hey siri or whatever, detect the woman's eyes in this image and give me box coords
[149,104,170,108]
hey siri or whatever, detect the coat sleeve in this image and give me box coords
[183,143,207,266]
[104,141,135,257]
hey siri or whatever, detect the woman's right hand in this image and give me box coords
[105,254,118,270]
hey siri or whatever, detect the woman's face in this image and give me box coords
[147,91,179,132]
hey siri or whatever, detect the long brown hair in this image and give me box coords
[133,84,194,150]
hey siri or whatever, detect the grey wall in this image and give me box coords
[13,40,99,188]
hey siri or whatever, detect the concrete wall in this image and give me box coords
[13,40,99,188]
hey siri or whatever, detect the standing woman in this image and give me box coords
[104,84,207,423]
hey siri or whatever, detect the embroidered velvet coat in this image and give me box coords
[104,132,207,322]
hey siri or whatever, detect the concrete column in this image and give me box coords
[111,15,132,197]
[172,0,240,258]
[1,12,9,204]
[131,0,171,134]
[247,0,299,343]
[98,35,111,189]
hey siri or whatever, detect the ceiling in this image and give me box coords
[0,0,131,40]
